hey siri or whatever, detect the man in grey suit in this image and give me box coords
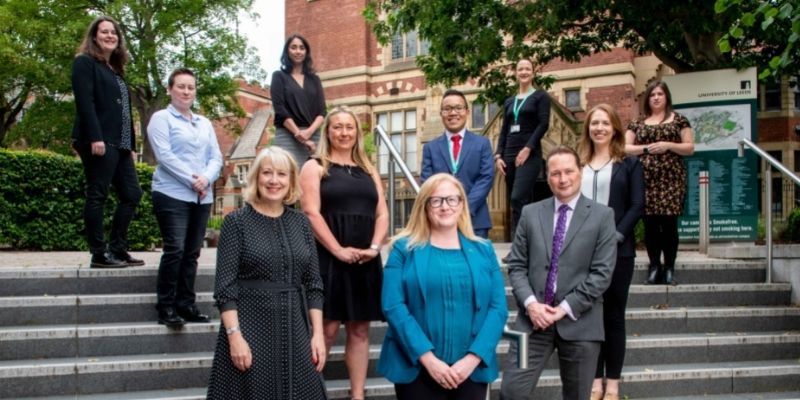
[500,145,617,400]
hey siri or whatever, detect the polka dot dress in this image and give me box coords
[207,205,327,400]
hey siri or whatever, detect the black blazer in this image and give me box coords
[71,54,135,149]
[609,156,645,258]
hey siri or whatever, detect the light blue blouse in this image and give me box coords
[426,246,474,365]
[147,104,223,204]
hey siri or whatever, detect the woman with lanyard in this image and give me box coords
[495,59,551,242]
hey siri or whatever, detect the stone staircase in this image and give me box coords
[1,250,799,399]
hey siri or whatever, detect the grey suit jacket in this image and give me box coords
[507,195,617,341]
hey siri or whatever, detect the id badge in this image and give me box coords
[510,124,521,134]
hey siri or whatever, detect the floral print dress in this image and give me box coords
[628,113,691,216]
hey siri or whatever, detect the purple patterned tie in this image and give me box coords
[544,204,570,305]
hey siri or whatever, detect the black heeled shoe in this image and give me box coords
[646,263,661,284]
[663,265,676,285]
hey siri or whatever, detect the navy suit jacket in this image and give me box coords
[608,156,645,258]
[421,130,494,230]
[377,234,508,384]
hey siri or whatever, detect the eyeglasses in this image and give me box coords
[440,105,467,114]
[428,195,462,208]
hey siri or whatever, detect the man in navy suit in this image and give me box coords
[421,89,495,238]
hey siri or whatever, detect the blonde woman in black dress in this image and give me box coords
[300,106,389,400]
[208,146,327,399]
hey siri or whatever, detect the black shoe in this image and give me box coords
[663,265,676,285]
[158,307,186,328]
[178,305,210,323]
[112,251,145,266]
[646,263,661,284]
[501,253,511,264]
[90,252,128,268]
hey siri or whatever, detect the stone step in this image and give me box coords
[2,278,790,327]
[0,258,766,296]
[505,283,792,310]
[5,356,798,399]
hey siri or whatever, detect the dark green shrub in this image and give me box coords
[0,149,160,250]
[781,207,800,242]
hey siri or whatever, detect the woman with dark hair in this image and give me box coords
[72,15,143,268]
[625,80,694,285]
[495,59,551,242]
[270,34,327,166]
[300,106,388,400]
[578,104,644,400]
[147,68,223,327]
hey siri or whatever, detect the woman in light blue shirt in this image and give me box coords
[378,173,507,399]
[147,68,223,328]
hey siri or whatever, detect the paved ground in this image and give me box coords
[0,243,732,268]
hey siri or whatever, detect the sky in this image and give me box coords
[239,0,284,83]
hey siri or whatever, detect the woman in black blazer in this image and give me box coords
[578,103,644,400]
[72,16,143,269]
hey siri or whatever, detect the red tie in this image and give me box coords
[451,135,461,162]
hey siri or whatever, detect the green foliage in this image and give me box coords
[5,96,75,155]
[365,0,747,104]
[207,215,224,230]
[634,219,645,246]
[780,207,800,242]
[0,149,160,250]
[716,0,799,81]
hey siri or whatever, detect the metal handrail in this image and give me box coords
[737,138,800,282]
[374,124,530,378]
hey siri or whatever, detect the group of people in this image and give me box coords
[71,14,695,400]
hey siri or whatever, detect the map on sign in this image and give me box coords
[679,104,750,151]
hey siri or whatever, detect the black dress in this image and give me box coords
[318,162,384,321]
[207,205,326,400]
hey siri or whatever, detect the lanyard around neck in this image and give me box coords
[513,89,535,124]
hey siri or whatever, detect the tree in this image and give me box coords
[364,0,788,103]
[716,0,799,80]
[88,0,265,161]
[5,97,75,155]
[0,0,89,147]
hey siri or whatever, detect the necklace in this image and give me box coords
[588,157,612,172]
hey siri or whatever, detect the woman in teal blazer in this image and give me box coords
[378,173,508,399]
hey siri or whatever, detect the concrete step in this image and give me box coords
[0,259,766,297]
[4,355,799,399]
[505,283,792,310]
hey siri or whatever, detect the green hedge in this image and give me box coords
[781,207,800,242]
[0,149,160,251]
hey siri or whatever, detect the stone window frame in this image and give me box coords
[375,109,418,175]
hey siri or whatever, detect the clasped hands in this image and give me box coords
[191,174,209,199]
[526,302,566,330]
[644,141,671,154]
[334,246,379,265]
[294,128,316,153]
[420,352,481,390]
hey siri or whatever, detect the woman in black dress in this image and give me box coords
[300,106,389,400]
[495,58,551,239]
[271,34,327,166]
[208,146,327,399]
[72,16,143,268]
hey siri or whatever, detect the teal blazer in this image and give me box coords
[377,234,508,384]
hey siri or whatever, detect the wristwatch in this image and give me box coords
[226,326,241,335]
[642,147,649,155]
[369,243,381,252]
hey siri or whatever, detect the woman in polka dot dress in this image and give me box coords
[207,147,327,399]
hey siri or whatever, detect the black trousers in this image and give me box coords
[395,368,488,400]
[505,149,543,236]
[643,215,679,267]
[76,145,142,255]
[595,256,634,379]
[152,191,211,310]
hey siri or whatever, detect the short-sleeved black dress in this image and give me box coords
[207,205,327,399]
[317,162,384,322]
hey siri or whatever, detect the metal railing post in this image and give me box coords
[388,162,396,234]
[699,171,710,254]
[765,167,773,283]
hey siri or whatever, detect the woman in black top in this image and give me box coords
[494,59,551,239]
[72,16,143,269]
[271,34,327,166]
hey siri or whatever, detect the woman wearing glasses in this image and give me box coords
[300,106,388,400]
[378,173,507,400]
[494,59,551,240]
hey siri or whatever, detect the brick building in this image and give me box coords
[286,0,800,237]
